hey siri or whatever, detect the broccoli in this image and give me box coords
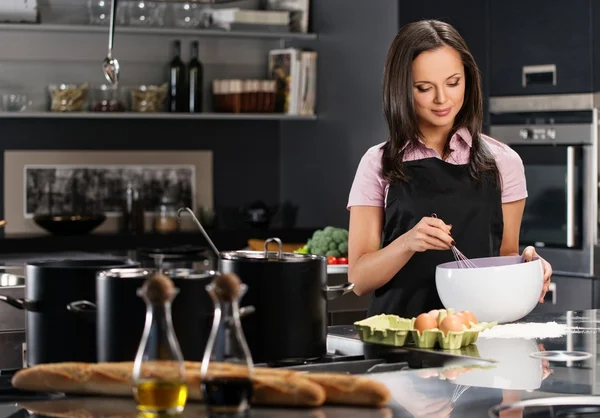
[306,226,349,257]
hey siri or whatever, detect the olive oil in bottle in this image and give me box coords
[132,272,187,414]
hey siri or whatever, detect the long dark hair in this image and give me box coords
[381,20,499,185]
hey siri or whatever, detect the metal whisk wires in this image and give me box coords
[431,213,477,269]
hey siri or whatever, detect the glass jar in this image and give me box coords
[91,85,127,112]
[154,195,179,234]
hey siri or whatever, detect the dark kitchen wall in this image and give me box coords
[279,1,399,228]
[0,119,281,215]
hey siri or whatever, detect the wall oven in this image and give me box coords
[490,94,599,276]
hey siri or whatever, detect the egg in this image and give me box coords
[439,314,464,335]
[414,313,438,333]
[461,310,478,325]
[427,309,440,319]
[455,312,471,329]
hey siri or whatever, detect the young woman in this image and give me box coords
[347,20,552,318]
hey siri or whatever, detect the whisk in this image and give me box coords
[431,213,477,269]
[450,383,471,408]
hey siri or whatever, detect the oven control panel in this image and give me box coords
[519,127,557,140]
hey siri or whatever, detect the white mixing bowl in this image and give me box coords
[435,255,544,323]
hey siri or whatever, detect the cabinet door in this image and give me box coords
[490,0,593,96]
[398,0,491,129]
[532,275,593,314]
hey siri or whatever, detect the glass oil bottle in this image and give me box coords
[201,273,254,415]
[132,272,188,414]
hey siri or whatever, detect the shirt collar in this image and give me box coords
[398,127,473,153]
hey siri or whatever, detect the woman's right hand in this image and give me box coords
[402,216,454,252]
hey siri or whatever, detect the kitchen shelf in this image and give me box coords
[0,112,317,121]
[0,23,318,41]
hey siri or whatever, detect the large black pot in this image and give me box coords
[90,268,218,363]
[0,258,137,366]
[219,238,354,364]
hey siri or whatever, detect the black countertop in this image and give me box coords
[2,310,600,417]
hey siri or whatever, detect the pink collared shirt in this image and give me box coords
[347,127,527,208]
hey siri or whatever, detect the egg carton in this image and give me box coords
[410,320,497,350]
[354,314,413,347]
[354,312,497,350]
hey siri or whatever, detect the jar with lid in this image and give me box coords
[154,194,180,233]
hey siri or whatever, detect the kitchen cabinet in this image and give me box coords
[398,0,490,129]
[490,0,593,96]
[531,274,593,314]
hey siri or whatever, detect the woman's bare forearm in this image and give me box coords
[349,234,416,296]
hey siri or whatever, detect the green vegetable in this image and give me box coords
[306,226,349,257]
[294,245,309,254]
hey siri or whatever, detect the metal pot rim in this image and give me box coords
[98,267,219,280]
[220,250,324,263]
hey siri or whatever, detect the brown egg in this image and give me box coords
[414,313,438,333]
[455,312,471,329]
[439,314,464,335]
[461,310,478,325]
[428,309,440,319]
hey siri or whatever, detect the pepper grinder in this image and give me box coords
[132,272,187,414]
[201,273,254,415]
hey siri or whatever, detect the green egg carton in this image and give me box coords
[410,316,498,350]
[354,314,413,347]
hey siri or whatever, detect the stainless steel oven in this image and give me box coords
[490,94,599,276]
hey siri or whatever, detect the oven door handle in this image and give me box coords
[566,146,576,248]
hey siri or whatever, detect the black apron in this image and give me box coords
[367,156,504,318]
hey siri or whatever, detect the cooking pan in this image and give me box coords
[177,207,354,363]
[0,258,138,366]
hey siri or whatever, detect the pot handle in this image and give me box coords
[264,237,283,259]
[0,295,40,311]
[67,300,97,323]
[322,282,355,301]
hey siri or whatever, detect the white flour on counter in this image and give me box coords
[479,322,568,339]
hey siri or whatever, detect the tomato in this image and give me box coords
[327,256,337,264]
[336,257,348,265]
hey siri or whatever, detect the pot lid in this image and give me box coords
[99,267,217,280]
[220,237,323,263]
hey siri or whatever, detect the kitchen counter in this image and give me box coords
[2,310,600,417]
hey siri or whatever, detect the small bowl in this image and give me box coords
[33,213,107,236]
[435,255,544,324]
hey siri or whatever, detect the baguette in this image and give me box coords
[302,373,391,407]
[13,361,390,408]
[12,361,325,407]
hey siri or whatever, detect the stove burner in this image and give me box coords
[530,350,592,362]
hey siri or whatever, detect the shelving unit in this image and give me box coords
[0,111,317,120]
[0,23,318,41]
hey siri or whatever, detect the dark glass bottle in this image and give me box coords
[168,40,186,112]
[188,41,204,113]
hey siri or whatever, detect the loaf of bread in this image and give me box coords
[12,361,390,408]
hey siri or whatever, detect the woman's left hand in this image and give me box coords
[522,246,553,303]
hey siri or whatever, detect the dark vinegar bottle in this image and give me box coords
[168,40,186,112]
[188,41,204,113]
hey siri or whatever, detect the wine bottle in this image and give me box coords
[188,41,204,113]
[168,40,186,112]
